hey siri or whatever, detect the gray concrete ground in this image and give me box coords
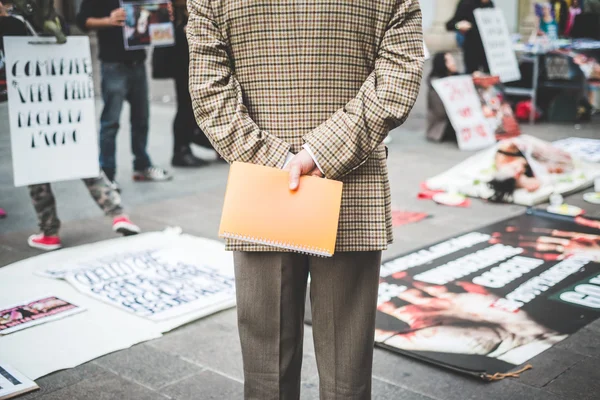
[1,45,600,399]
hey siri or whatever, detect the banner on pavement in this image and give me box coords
[432,75,496,151]
[376,211,600,380]
[426,135,600,206]
[474,8,521,83]
[4,36,100,186]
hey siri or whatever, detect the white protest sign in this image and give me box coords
[474,8,521,83]
[60,244,236,321]
[432,75,496,151]
[4,36,100,187]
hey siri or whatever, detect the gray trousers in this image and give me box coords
[233,251,382,400]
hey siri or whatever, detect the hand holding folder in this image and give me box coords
[219,162,343,257]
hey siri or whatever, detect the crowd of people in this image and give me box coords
[0,0,225,250]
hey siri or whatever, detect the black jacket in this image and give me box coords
[446,0,495,50]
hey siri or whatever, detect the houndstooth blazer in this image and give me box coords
[187,0,424,252]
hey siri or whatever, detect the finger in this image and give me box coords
[309,168,323,177]
[289,164,301,191]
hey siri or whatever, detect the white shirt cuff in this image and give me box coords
[283,152,295,169]
[302,144,324,175]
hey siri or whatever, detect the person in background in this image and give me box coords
[0,1,140,250]
[538,3,560,40]
[549,0,569,36]
[426,52,459,142]
[76,1,172,191]
[446,0,494,74]
[566,0,583,37]
[27,174,141,251]
[169,0,208,167]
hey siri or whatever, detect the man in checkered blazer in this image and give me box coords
[187,0,424,398]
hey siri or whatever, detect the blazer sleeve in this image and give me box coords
[186,0,291,167]
[302,0,424,180]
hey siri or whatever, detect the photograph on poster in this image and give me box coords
[122,1,174,50]
[0,296,85,335]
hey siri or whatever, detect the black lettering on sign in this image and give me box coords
[31,129,78,148]
[64,80,94,101]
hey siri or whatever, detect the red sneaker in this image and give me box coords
[112,216,140,236]
[27,233,62,251]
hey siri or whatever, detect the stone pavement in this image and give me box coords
[1,55,600,398]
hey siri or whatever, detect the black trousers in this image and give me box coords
[172,28,214,153]
[463,40,489,74]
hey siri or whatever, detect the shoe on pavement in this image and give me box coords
[133,166,172,182]
[109,180,121,193]
[112,216,141,236]
[28,233,62,251]
[172,150,208,168]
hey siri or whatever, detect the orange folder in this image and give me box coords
[219,162,343,257]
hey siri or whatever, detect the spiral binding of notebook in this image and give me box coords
[220,232,332,257]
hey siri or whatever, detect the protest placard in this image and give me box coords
[4,36,100,186]
[432,75,496,151]
[474,8,521,83]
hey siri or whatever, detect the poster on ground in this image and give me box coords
[0,364,38,399]
[474,8,521,83]
[425,135,600,206]
[122,1,174,50]
[0,296,84,335]
[376,211,600,380]
[42,233,236,321]
[3,36,100,186]
[432,75,496,151]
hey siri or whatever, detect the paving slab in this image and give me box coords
[371,348,566,400]
[34,371,168,400]
[554,327,600,358]
[544,357,600,400]
[147,309,245,381]
[160,370,244,400]
[514,347,586,389]
[93,342,203,390]
[18,363,106,400]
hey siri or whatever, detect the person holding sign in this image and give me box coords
[76,0,172,189]
[187,0,423,398]
[446,0,495,74]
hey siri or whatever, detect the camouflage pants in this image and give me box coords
[28,172,124,236]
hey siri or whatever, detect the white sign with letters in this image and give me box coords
[432,76,496,151]
[474,8,521,83]
[4,36,100,186]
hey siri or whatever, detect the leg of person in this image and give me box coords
[99,62,128,182]
[172,65,206,167]
[463,45,479,74]
[233,252,310,400]
[309,251,382,400]
[27,183,62,250]
[128,63,171,181]
[82,172,140,236]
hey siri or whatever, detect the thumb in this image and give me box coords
[289,163,301,191]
